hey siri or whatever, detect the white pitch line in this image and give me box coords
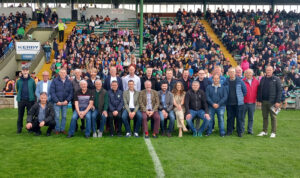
[144,138,165,178]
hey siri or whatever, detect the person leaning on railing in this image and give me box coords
[2,76,15,97]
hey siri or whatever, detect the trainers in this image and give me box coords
[93,132,97,138]
[270,133,276,138]
[197,132,202,137]
[98,131,103,138]
[257,131,268,136]
[193,132,197,137]
[134,132,139,137]
[125,132,131,137]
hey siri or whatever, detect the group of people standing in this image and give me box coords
[15,64,282,138]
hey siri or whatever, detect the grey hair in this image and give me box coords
[95,79,102,84]
[79,80,87,85]
[74,68,82,73]
[244,69,254,75]
[192,80,200,85]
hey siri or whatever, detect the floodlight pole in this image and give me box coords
[203,0,207,18]
[139,0,144,56]
[271,0,275,14]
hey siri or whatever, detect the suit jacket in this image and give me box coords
[138,89,160,112]
[103,75,123,91]
[158,90,174,112]
[35,80,52,101]
[123,90,140,113]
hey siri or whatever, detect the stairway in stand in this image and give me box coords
[200,20,237,67]
[37,22,77,80]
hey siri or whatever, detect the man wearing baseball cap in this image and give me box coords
[16,66,36,133]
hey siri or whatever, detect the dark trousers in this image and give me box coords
[226,104,244,134]
[142,111,160,134]
[72,103,85,131]
[108,111,122,135]
[59,30,64,42]
[262,101,277,134]
[17,100,35,132]
[30,119,56,134]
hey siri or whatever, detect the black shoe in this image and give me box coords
[226,132,232,136]
[152,135,158,138]
[247,132,253,135]
[67,135,73,138]
[85,135,89,139]
[46,132,51,136]
[17,130,22,134]
[238,133,243,137]
[145,135,149,139]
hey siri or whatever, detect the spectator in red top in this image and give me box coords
[241,57,250,72]
[242,69,259,135]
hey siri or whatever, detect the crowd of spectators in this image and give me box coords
[53,11,230,87]
[207,8,300,89]
[36,6,59,26]
[0,11,27,58]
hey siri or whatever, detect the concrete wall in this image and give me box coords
[0,52,17,90]
[82,8,136,21]
[31,30,53,44]
[0,7,33,18]
[0,97,14,109]
[0,7,135,21]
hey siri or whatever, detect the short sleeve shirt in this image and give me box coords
[74,89,94,111]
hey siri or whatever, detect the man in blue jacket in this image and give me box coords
[224,67,247,137]
[206,74,228,137]
[108,81,124,136]
[50,69,73,134]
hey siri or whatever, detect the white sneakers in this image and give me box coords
[257,131,268,136]
[257,131,276,138]
[93,132,97,138]
[270,133,276,138]
[97,130,103,138]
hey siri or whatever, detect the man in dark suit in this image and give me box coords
[103,66,123,91]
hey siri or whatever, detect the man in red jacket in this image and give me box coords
[243,69,259,135]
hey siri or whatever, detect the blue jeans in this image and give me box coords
[243,103,256,134]
[208,106,225,136]
[54,104,68,132]
[45,52,51,63]
[68,110,92,137]
[159,110,175,133]
[186,109,209,134]
[227,105,245,134]
[91,109,107,133]
[122,109,142,133]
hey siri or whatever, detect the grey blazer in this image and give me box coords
[123,90,140,113]
[158,90,174,112]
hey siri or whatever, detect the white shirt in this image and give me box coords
[122,75,141,91]
[129,91,135,109]
[42,82,48,93]
[110,76,117,84]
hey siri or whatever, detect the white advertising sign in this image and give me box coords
[16,42,40,54]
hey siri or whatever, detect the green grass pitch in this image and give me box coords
[0,108,299,178]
